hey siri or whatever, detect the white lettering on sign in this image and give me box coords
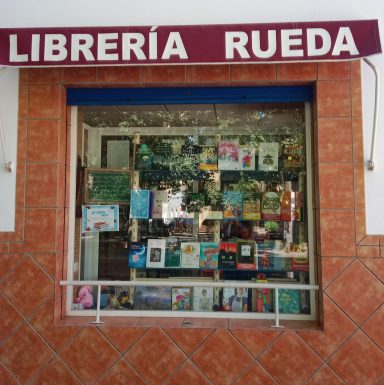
[71,34,95,61]
[332,27,359,55]
[281,29,304,57]
[44,34,67,61]
[307,28,332,56]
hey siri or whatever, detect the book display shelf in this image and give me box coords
[74,103,314,317]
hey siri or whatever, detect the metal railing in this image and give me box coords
[60,279,319,328]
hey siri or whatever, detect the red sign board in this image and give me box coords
[0,20,381,66]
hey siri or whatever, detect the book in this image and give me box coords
[133,286,172,310]
[236,240,257,270]
[199,242,219,269]
[290,243,309,272]
[239,147,255,170]
[199,145,218,171]
[258,142,279,171]
[152,141,173,170]
[172,287,191,310]
[280,191,302,221]
[151,190,169,219]
[252,274,272,313]
[193,287,214,312]
[222,287,248,312]
[128,243,147,269]
[218,140,239,170]
[146,239,166,268]
[165,237,181,268]
[165,191,183,219]
[283,143,304,169]
[185,192,206,213]
[261,191,281,220]
[130,189,151,219]
[135,143,153,170]
[180,242,201,268]
[278,289,301,314]
[218,242,237,269]
[222,191,243,219]
[242,192,261,220]
[257,240,276,271]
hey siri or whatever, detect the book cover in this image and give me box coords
[130,189,151,219]
[242,192,261,220]
[222,287,248,312]
[222,191,243,219]
[172,287,191,310]
[151,190,169,219]
[185,192,206,213]
[257,240,276,271]
[180,242,201,268]
[278,289,301,314]
[283,143,304,169]
[218,140,239,170]
[193,287,214,312]
[135,143,153,170]
[165,237,181,268]
[199,242,219,269]
[258,142,279,171]
[128,242,147,269]
[252,274,272,313]
[133,286,172,310]
[165,191,183,219]
[152,141,173,170]
[236,240,257,270]
[290,243,309,272]
[261,191,281,220]
[146,239,166,268]
[199,145,218,171]
[280,191,302,221]
[239,147,255,170]
[218,242,237,269]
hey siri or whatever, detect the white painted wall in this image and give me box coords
[0,0,383,233]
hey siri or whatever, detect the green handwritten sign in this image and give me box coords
[85,169,131,204]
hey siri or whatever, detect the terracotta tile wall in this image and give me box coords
[0,62,383,385]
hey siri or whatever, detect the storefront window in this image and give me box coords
[69,90,315,319]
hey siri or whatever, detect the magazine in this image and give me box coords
[146,239,166,268]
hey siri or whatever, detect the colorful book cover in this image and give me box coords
[280,191,302,221]
[278,289,301,314]
[135,143,153,170]
[257,240,276,271]
[236,240,257,270]
[258,142,279,171]
[222,287,248,312]
[193,287,214,312]
[218,242,237,269]
[222,191,243,219]
[130,189,151,219]
[283,143,304,169]
[134,286,172,310]
[199,145,218,171]
[152,141,173,170]
[239,147,255,170]
[172,287,191,310]
[199,242,219,269]
[180,242,201,268]
[151,190,169,219]
[261,191,281,220]
[252,274,272,313]
[165,237,181,268]
[290,243,309,272]
[146,238,166,268]
[128,242,147,269]
[218,140,239,170]
[242,192,261,220]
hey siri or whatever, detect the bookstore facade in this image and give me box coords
[1,19,384,385]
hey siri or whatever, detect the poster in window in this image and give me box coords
[130,190,151,219]
[81,205,119,232]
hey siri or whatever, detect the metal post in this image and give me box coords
[91,285,104,324]
[271,288,283,328]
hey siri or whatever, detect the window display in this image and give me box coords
[72,101,314,318]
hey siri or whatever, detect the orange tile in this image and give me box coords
[98,66,141,83]
[306,365,346,385]
[319,210,356,257]
[318,163,354,209]
[28,68,60,84]
[142,65,185,83]
[317,117,352,162]
[351,60,361,79]
[9,208,25,242]
[354,209,366,244]
[356,245,380,258]
[352,117,364,163]
[15,163,26,208]
[181,317,228,329]
[0,242,9,253]
[358,235,380,246]
[187,65,230,83]
[19,68,29,84]
[164,328,213,355]
[28,85,60,119]
[55,208,65,251]
[230,64,276,81]
[18,85,28,120]
[277,63,317,80]
[329,330,384,385]
[98,359,146,385]
[99,327,147,353]
[321,257,354,289]
[57,119,67,165]
[362,305,384,350]
[32,253,56,278]
[136,317,184,328]
[316,80,351,117]
[353,163,365,210]
[233,363,277,385]
[60,67,98,84]
[0,232,10,241]
[0,293,24,342]
[0,253,25,281]
[351,79,362,117]
[17,119,27,164]
[318,62,351,80]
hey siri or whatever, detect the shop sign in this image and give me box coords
[0,19,381,66]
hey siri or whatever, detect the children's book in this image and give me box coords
[130,189,151,219]
[258,142,279,171]
[290,243,309,272]
[151,190,169,219]
[222,191,243,219]
[257,241,276,271]
[180,242,201,268]
[218,140,239,170]
[134,286,172,310]
[236,240,257,270]
[165,237,181,268]
[283,143,304,169]
[135,143,153,170]
[222,287,248,312]
[199,145,218,171]
[280,191,302,222]
[146,239,166,268]
[199,242,219,269]
[242,192,261,220]
[278,289,301,314]
[152,141,173,170]
[193,287,214,312]
[239,147,255,170]
[128,242,147,269]
[261,191,281,220]
[252,274,272,313]
[172,287,192,310]
[218,242,237,269]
